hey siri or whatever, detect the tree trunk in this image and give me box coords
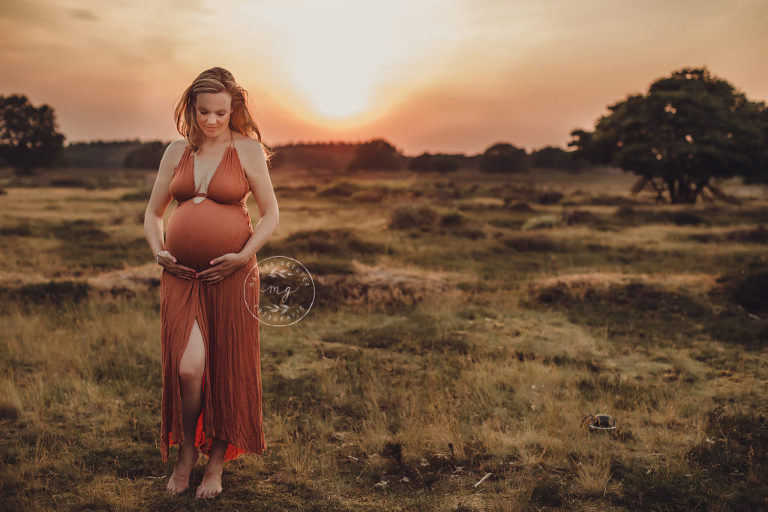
[666,177,678,203]
[670,179,698,204]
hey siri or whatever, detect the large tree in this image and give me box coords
[0,94,66,176]
[568,67,768,204]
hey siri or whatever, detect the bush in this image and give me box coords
[501,235,561,252]
[388,204,439,230]
[536,191,563,205]
[347,138,403,171]
[0,280,92,309]
[561,209,597,225]
[479,143,530,173]
[119,188,152,201]
[730,270,768,316]
[430,155,460,173]
[408,153,431,171]
[440,210,466,227]
[317,181,360,197]
[668,210,708,226]
[353,186,389,203]
[50,178,97,189]
[408,153,461,173]
[275,228,385,257]
[530,145,581,172]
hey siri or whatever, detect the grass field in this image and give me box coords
[1,165,767,511]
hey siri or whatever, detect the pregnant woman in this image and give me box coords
[143,67,279,499]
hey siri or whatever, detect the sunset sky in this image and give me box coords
[1,0,767,155]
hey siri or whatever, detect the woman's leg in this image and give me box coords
[166,317,205,494]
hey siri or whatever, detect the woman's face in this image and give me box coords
[195,91,232,137]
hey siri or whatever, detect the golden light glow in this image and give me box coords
[0,0,765,153]
[237,0,460,123]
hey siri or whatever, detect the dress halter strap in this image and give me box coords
[222,128,234,149]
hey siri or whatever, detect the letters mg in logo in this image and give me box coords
[243,256,315,326]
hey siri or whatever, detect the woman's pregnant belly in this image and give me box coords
[165,200,253,272]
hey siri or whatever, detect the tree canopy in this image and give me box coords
[479,142,529,173]
[530,146,582,172]
[346,138,403,171]
[568,67,768,203]
[0,94,66,176]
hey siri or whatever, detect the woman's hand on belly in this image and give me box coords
[157,250,196,280]
[195,252,248,284]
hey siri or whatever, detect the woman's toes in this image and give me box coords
[166,479,187,495]
[195,481,222,499]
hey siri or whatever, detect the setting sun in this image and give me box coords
[234,0,460,125]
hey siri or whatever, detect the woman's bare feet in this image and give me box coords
[196,438,227,499]
[196,460,224,498]
[166,442,199,494]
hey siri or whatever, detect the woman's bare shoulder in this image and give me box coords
[233,136,268,175]
[233,133,262,146]
[168,138,190,159]
[157,138,190,174]
[170,138,191,151]
[232,131,252,142]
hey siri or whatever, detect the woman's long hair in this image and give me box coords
[173,66,274,166]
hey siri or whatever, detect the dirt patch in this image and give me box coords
[314,260,458,311]
[0,263,160,294]
[84,263,161,291]
[532,271,719,296]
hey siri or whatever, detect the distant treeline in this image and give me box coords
[0,93,581,176]
[65,139,155,168]
[61,138,582,174]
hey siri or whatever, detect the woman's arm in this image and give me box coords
[144,140,186,260]
[236,139,280,261]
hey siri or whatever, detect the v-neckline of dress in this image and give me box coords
[191,133,234,198]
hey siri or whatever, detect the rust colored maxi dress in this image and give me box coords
[159,130,265,463]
